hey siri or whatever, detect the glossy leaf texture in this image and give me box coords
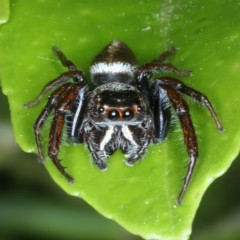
[0,1,239,239]
[0,0,10,24]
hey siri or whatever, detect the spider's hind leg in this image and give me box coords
[152,46,177,63]
[24,49,86,109]
[52,46,78,71]
[136,49,191,102]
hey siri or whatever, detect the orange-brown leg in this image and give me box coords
[136,60,191,104]
[24,71,85,108]
[47,83,85,182]
[33,83,71,163]
[158,77,224,132]
[158,81,198,204]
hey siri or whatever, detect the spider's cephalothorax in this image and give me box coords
[25,41,224,204]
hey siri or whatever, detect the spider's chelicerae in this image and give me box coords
[25,41,224,204]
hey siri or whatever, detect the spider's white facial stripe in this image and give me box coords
[71,86,87,137]
[121,125,139,148]
[90,62,136,76]
[100,126,114,150]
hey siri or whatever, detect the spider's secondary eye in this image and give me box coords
[98,107,104,113]
[123,110,134,120]
[108,110,120,120]
[137,106,143,112]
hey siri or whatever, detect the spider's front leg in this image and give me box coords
[157,77,224,132]
[48,84,88,182]
[151,80,198,204]
[24,47,89,181]
[30,83,72,162]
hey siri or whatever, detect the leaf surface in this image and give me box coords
[0,1,239,239]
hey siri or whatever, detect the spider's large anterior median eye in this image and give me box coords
[123,110,134,120]
[108,110,120,120]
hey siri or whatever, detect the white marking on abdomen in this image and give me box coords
[90,62,136,76]
[100,126,114,150]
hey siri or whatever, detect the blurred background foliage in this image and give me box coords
[1,88,240,240]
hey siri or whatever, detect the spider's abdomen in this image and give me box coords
[90,41,137,86]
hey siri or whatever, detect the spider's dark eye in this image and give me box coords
[98,107,104,113]
[137,106,143,112]
[108,110,120,120]
[123,110,134,120]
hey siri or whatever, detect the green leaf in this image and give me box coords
[0,0,10,25]
[0,0,239,239]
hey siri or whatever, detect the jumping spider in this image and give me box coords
[25,41,223,203]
